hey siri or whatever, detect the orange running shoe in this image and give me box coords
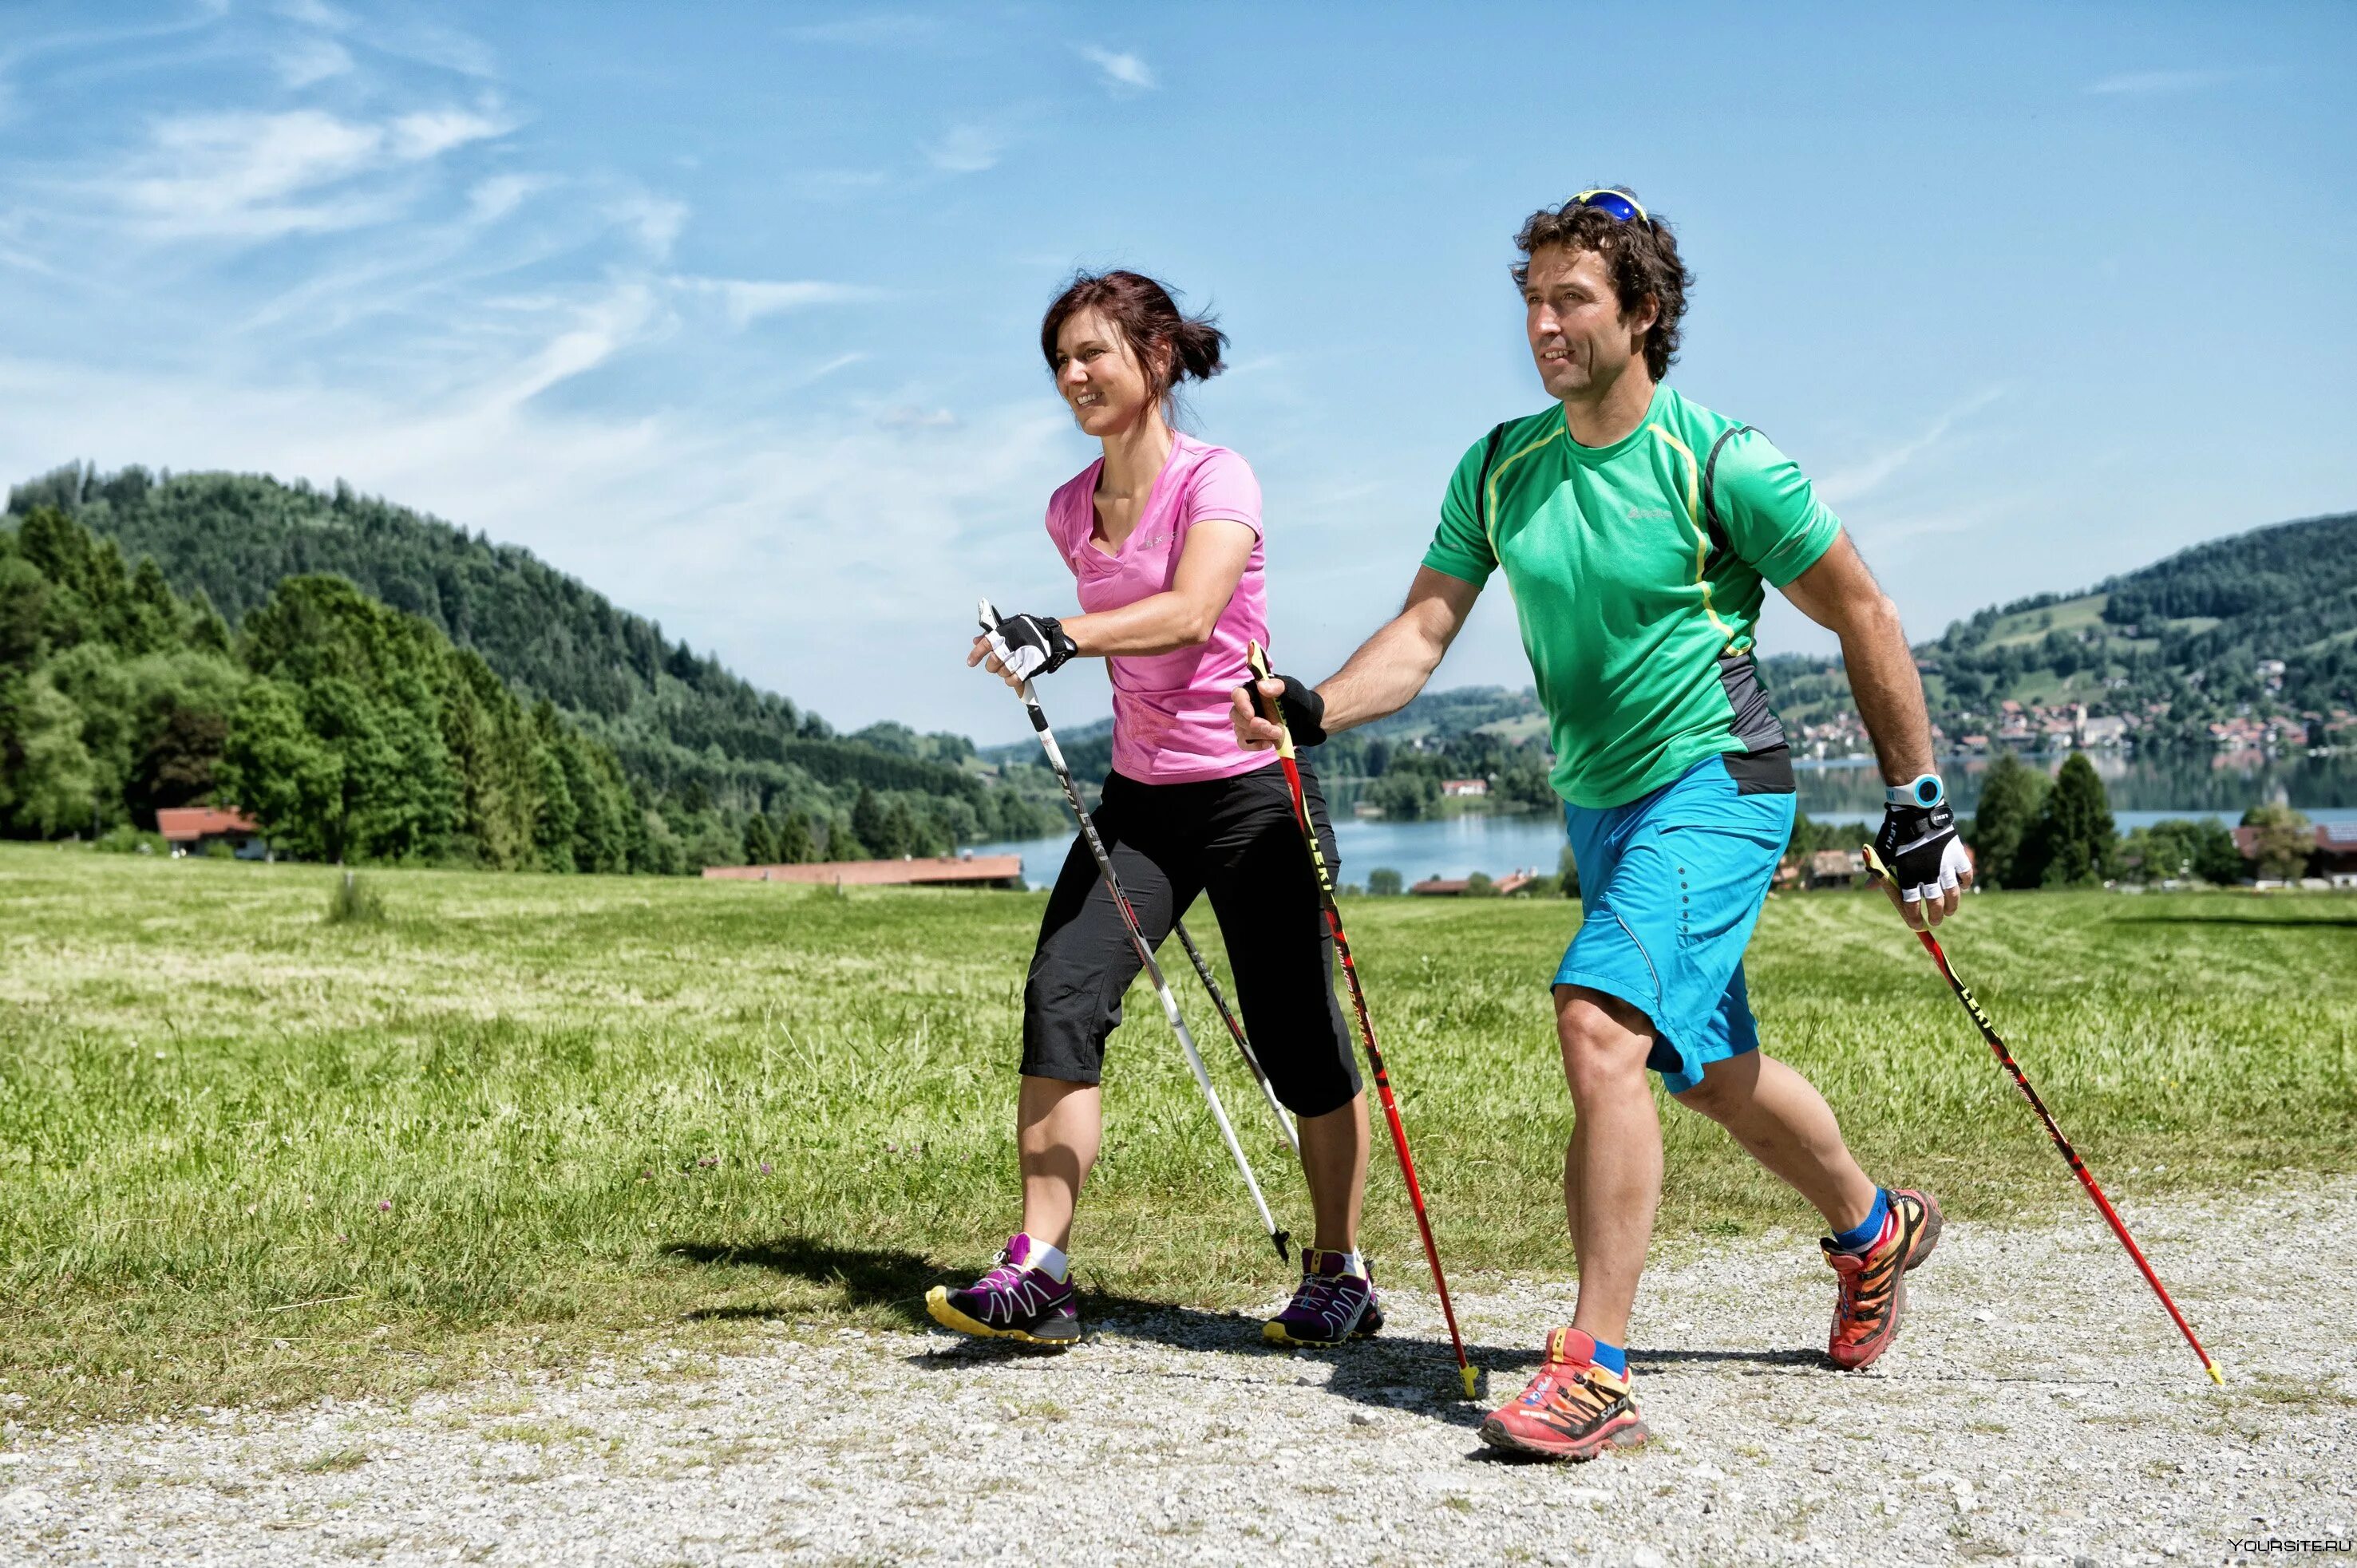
[1477,1328,1648,1461]
[1822,1187,1944,1370]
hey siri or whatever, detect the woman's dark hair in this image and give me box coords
[1511,190,1693,381]
[1039,270,1225,409]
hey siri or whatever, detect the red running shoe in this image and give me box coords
[1477,1328,1648,1461]
[1823,1187,1944,1370]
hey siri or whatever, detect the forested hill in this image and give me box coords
[1762,509,2357,750]
[6,465,1043,835]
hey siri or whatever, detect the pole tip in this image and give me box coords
[2206,1361,2225,1386]
[1273,1229,1291,1264]
[1460,1365,1482,1400]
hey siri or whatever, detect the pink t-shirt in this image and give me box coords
[1046,432,1270,784]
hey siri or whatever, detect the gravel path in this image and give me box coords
[6,1176,2352,1566]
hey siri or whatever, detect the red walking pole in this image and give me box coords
[1248,644,1480,1399]
[1863,846,2222,1384]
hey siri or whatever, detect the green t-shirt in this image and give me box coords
[1422,384,1841,809]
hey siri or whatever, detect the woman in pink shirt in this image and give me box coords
[929,271,1376,1352]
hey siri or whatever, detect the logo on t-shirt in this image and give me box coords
[1626,505,1675,522]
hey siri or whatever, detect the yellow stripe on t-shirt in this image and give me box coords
[1483,417,1567,560]
[1649,423,1740,654]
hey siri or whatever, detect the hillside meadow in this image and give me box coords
[2,844,2353,1425]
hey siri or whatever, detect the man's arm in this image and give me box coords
[1778,532,1933,784]
[1778,531,1971,928]
[1232,567,1482,748]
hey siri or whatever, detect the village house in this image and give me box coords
[703,855,1023,889]
[1439,779,1489,798]
[155,807,268,859]
[1409,870,1534,897]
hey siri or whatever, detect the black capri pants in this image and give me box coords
[1021,758,1361,1118]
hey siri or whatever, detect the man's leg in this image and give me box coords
[1670,1050,1877,1234]
[1556,984,1664,1349]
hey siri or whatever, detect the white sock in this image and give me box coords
[1023,1238,1070,1283]
[1337,1249,1367,1278]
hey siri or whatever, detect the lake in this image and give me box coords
[968,748,2357,886]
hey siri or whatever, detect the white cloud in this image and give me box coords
[785,14,939,47]
[389,107,508,160]
[274,36,352,88]
[103,105,512,239]
[608,190,688,257]
[879,405,959,430]
[1078,45,1154,93]
[465,172,548,225]
[2086,69,2231,96]
[671,276,883,326]
[1817,386,2004,506]
[923,124,1006,174]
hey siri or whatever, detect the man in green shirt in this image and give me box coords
[1235,188,1974,1461]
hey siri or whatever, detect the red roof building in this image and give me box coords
[156,807,268,857]
[704,855,1023,889]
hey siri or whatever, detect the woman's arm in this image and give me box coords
[1066,518,1257,655]
[968,519,1258,686]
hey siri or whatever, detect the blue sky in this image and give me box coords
[3,2,2352,743]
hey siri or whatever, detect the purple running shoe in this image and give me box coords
[924,1234,1081,1347]
[1263,1249,1383,1348]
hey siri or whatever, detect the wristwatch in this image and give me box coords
[1886,773,1945,810]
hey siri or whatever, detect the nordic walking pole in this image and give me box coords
[1246,643,1479,1399]
[1862,845,2222,1385]
[1173,922,1300,1155]
[979,602,1291,1261]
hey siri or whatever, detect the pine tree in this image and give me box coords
[1969,752,2050,889]
[2035,752,2115,887]
[776,810,817,864]
[849,786,888,857]
[742,812,777,865]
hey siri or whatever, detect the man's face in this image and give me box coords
[1522,243,1654,401]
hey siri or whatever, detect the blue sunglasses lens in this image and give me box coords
[1579,192,1640,223]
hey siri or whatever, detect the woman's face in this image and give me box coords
[1051,308,1159,438]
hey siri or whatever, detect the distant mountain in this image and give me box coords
[6,464,1058,847]
[1770,509,2357,750]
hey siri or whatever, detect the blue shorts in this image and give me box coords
[1553,751,1796,1094]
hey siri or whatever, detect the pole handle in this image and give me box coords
[1243,642,1297,761]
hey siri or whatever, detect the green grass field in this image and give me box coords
[3,845,2353,1426]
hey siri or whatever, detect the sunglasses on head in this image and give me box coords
[1570,188,1650,227]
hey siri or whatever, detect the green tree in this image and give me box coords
[777,810,817,863]
[2241,804,2313,881]
[1463,871,1497,898]
[849,786,888,856]
[742,812,777,865]
[1969,752,2050,889]
[217,680,342,857]
[531,745,579,871]
[2,676,97,835]
[1559,843,1581,899]
[2034,752,2115,887]
[2121,817,2244,885]
[1366,867,1403,896]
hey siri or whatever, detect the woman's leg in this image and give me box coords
[1204,761,1368,1254]
[1014,776,1189,1248]
[1018,1075,1102,1251]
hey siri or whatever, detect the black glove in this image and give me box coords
[1873,800,1970,906]
[1242,671,1327,746]
[987,611,1078,681]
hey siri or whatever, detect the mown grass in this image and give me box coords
[2,844,2353,1426]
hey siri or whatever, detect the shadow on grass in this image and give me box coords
[666,1236,951,1325]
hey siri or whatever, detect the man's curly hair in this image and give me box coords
[1511,191,1693,381]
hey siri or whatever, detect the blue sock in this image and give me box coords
[1832,1187,1890,1254]
[1588,1338,1628,1378]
